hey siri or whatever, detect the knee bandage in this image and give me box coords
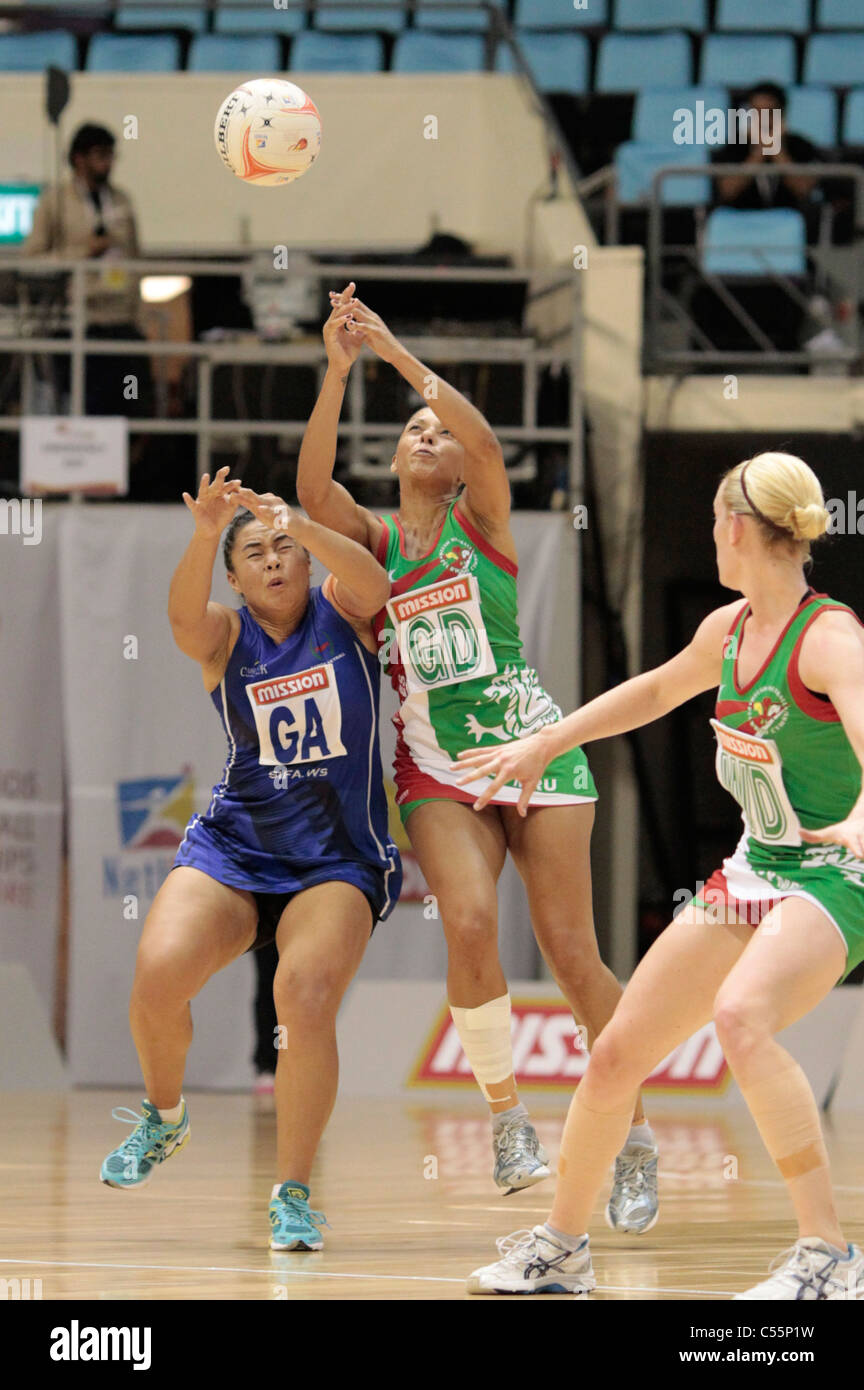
[738,1056,828,1181]
[449,993,514,1101]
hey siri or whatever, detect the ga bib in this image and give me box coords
[386,574,497,694]
[711,719,802,848]
[246,662,347,766]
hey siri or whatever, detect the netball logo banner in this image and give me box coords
[409,1001,729,1093]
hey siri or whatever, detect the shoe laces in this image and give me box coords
[496,1118,539,1165]
[613,1148,655,1196]
[272,1193,329,1231]
[494,1228,539,1267]
[768,1242,843,1297]
[110,1105,177,1158]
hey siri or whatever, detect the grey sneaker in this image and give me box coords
[467,1225,595,1295]
[492,1115,551,1194]
[734,1238,864,1301]
[605,1141,659,1234]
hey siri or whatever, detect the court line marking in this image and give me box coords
[0,1257,736,1297]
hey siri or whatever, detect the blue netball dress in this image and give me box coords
[175,584,401,921]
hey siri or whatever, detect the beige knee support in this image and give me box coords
[550,1087,635,1236]
[449,993,514,1101]
[738,1055,828,1180]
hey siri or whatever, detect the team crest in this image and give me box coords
[438,540,477,576]
[746,686,790,735]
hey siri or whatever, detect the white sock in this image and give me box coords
[153,1098,184,1125]
[543,1222,587,1252]
[626,1122,655,1149]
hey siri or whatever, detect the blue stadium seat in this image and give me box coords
[414,4,500,30]
[805,33,864,84]
[315,2,406,33]
[633,86,727,143]
[114,6,207,31]
[785,87,837,147]
[702,208,807,276]
[187,34,280,71]
[716,0,810,32]
[700,35,797,87]
[87,33,180,70]
[596,32,691,92]
[513,0,607,27]
[392,31,486,72]
[0,30,77,70]
[215,2,305,34]
[842,87,864,141]
[615,142,711,204]
[614,0,706,30]
[497,33,589,95]
[292,31,384,71]
[818,0,864,28]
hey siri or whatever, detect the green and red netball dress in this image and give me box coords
[374,499,596,822]
[694,592,864,978]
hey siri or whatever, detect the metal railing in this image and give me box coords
[0,255,583,497]
[645,163,864,371]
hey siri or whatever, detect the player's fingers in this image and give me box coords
[453,758,498,785]
[799,828,827,842]
[181,492,195,511]
[472,768,509,813]
[198,472,211,495]
[517,777,538,818]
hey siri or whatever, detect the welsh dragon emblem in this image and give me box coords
[464,665,560,742]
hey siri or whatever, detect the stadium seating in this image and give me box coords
[632,86,727,143]
[804,32,864,83]
[817,0,864,28]
[596,32,692,92]
[614,0,707,31]
[497,32,590,95]
[0,30,77,70]
[615,142,711,204]
[392,31,486,72]
[215,2,305,34]
[700,35,797,86]
[113,6,208,32]
[413,5,498,31]
[315,2,406,33]
[87,33,180,70]
[187,34,280,71]
[715,0,810,33]
[292,31,385,72]
[513,0,607,27]
[702,207,807,276]
[785,86,837,147]
[841,87,864,141]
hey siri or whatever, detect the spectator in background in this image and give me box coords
[713,83,820,218]
[25,122,153,423]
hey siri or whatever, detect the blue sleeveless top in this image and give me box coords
[175,585,400,917]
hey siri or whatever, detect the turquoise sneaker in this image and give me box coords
[269,1181,329,1251]
[100,1100,190,1189]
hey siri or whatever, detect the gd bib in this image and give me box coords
[711,719,802,847]
[246,662,346,766]
[386,575,497,694]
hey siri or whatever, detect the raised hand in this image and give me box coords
[451,729,555,816]
[234,486,295,535]
[181,466,242,537]
[342,298,401,364]
[324,282,363,374]
[800,815,864,860]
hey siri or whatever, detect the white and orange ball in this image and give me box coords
[214,78,321,187]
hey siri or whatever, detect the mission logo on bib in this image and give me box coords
[246,661,347,766]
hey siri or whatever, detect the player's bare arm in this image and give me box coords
[346,297,514,551]
[454,601,742,814]
[296,283,383,554]
[170,466,243,672]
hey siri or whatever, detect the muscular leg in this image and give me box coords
[405,801,519,1113]
[713,898,848,1249]
[548,904,753,1235]
[503,803,649,1124]
[272,881,372,1185]
[130,866,258,1109]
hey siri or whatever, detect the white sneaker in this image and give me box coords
[467,1225,595,1296]
[734,1238,864,1300]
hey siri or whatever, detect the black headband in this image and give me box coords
[739,461,777,529]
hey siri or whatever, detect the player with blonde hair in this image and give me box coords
[460,451,864,1299]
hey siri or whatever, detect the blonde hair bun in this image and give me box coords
[785,502,830,541]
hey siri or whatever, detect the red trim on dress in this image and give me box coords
[787,603,859,722]
[393,728,512,809]
[375,515,390,567]
[697,867,784,928]
[394,507,449,562]
[733,593,821,695]
[453,503,519,578]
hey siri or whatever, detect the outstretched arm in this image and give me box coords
[236,488,390,620]
[296,283,383,553]
[454,602,740,814]
[168,467,242,665]
[348,298,511,530]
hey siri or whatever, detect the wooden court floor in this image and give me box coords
[1,1091,862,1301]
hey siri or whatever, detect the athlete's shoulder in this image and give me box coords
[799,601,864,660]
